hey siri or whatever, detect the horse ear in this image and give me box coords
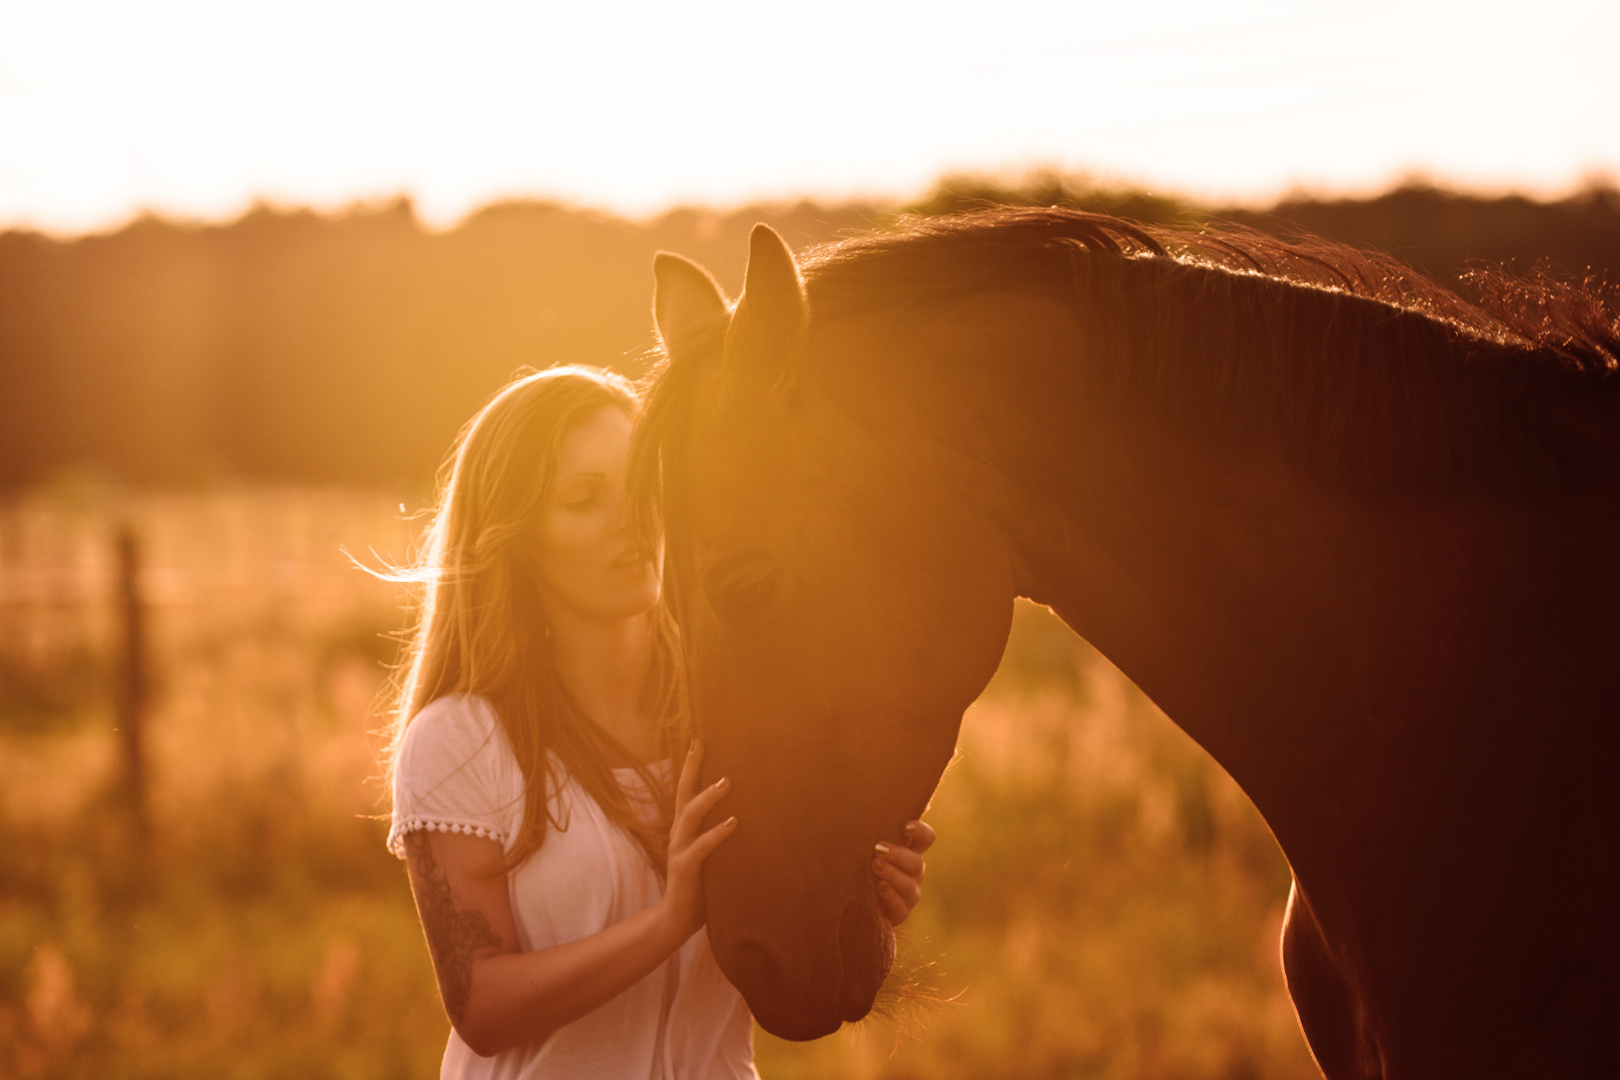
[724,224,808,380]
[653,252,730,357]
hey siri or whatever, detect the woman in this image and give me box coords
[386,365,933,1078]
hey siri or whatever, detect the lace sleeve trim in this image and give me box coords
[387,817,508,859]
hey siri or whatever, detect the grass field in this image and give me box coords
[0,486,1320,1079]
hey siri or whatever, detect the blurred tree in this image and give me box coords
[901,171,1197,226]
[2,180,1616,488]
[1226,181,1620,292]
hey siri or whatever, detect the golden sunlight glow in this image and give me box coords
[2,0,1617,232]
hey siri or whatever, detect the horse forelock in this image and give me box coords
[628,318,728,559]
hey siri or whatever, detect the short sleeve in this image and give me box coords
[388,693,523,858]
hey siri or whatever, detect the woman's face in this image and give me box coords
[526,404,661,623]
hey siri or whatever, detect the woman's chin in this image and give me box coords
[609,567,661,609]
[544,580,661,624]
[616,582,663,618]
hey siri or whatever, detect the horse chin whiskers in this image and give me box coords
[836,880,956,1033]
[865,930,954,1039]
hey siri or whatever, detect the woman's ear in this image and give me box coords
[653,253,730,357]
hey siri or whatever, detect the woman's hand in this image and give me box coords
[661,739,737,940]
[872,819,935,925]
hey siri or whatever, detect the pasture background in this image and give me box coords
[0,484,1314,1080]
[5,176,1618,1077]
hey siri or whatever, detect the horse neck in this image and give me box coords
[808,290,1620,868]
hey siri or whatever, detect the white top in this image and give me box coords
[389,693,758,1080]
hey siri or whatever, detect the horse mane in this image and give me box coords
[797,209,1620,497]
[633,209,1620,516]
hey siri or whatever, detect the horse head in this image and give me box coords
[643,225,1015,1038]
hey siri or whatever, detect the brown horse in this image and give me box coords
[631,209,1620,1078]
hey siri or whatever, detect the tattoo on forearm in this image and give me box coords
[404,831,503,1026]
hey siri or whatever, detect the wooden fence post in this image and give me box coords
[114,523,148,835]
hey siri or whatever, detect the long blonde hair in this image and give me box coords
[386,365,685,871]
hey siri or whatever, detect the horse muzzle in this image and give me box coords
[714,894,893,1040]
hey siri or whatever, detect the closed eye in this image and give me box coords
[556,474,607,511]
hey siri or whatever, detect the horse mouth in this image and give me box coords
[723,896,893,1040]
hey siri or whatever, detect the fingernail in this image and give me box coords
[714,777,729,791]
[904,822,917,835]
[872,858,886,874]
[689,739,698,754]
[874,842,890,856]
[878,880,893,893]
[725,816,737,828]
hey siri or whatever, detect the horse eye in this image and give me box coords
[708,566,779,614]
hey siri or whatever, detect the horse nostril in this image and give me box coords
[727,937,786,998]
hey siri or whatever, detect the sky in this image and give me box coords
[2,0,1617,235]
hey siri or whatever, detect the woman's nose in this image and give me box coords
[606,489,629,531]
[605,489,646,552]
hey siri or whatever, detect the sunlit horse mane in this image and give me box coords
[805,209,1619,494]
[636,208,1618,508]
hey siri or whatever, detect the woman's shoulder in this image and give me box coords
[410,691,500,736]
[396,693,512,782]
[390,693,522,858]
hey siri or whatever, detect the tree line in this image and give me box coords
[2,179,1616,488]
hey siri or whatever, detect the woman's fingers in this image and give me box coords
[877,866,921,909]
[674,739,704,815]
[902,819,936,854]
[672,775,730,848]
[872,848,924,900]
[876,880,912,926]
[874,836,926,926]
[872,843,924,923]
[683,815,738,864]
[875,840,925,882]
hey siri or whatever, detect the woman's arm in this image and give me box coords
[403,741,734,1057]
[403,829,688,1056]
